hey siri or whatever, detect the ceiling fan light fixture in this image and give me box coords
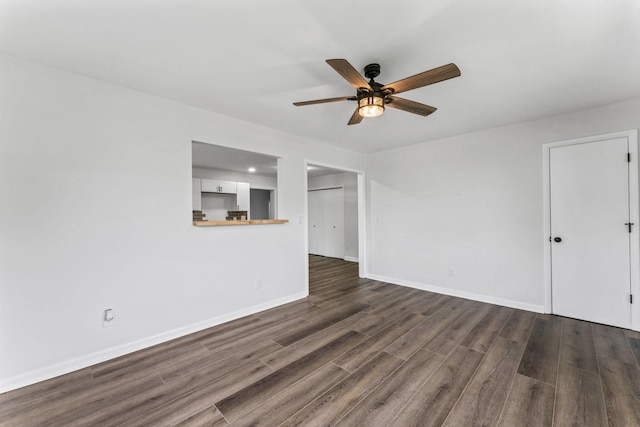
[358,95,384,118]
[293,59,460,125]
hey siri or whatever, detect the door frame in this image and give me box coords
[542,129,640,331]
[303,161,367,284]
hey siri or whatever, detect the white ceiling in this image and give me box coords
[2,0,640,154]
[192,141,278,177]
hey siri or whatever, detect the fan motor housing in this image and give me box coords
[364,63,381,80]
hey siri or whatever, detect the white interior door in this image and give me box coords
[322,188,345,259]
[308,188,344,258]
[550,137,632,328]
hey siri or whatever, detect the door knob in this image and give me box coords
[554,237,562,242]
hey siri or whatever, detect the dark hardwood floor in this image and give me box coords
[2,255,640,426]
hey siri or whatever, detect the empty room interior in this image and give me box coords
[2,1,640,425]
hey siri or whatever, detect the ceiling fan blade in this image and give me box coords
[326,59,372,91]
[386,96,437,116]
[293,96,356,106]
[348,107,363,125]
[382,63,460,95]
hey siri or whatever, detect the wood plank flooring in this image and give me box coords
[1,255,639,426]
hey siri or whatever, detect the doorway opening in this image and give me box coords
[250,188,275,220]
[305,162,366,295]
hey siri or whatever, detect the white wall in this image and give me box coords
[367,98,640,312]
[308,173,359,260]
[0,53,364,392]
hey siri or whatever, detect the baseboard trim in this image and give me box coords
[366,273,545,313]
[0,291,308,394]
[343,256,359,263]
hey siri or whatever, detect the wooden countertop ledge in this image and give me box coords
[193,219,289,226]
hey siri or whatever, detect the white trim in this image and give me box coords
[305,160,363,175]
[303,164,310,295]
[357,172,367,279]
[343,256,359,263]
[629,132,640,331]
[367,274,545,313]
[248,184,277,191]
[0,291,308,394]
[273,157,282,220]
[542,129,640,331]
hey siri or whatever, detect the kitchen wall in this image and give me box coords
[193,168,277,220]
[367,97,640,312]
[0,53,364,392]
[192,167,277,189]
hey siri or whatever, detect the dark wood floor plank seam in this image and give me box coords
[334,349,445,426]
[517,316,562,386]
[1,369,165,424]
[444,337,527,426]
[421,301,493,357]
[592,323,640,426]
[280,353,405,427]
[460,305,514,354]
[160,338,282,384]
[274,303,370,347]
[262,312,371,371]
[29,373,166,426]
[215,330,366,422]
[496,373,555,427]
[552,361,607,427]
[498,309,537,344]
[90,315,262,379]
[332,312,427,373]
[227,363,349,426]
[623,332,640,369]
[385,297,473,360]
[628,335,640,368]
[388,346,485,427]
[118,360,273,427]
[559,317,599,374]
[81,347,283,426]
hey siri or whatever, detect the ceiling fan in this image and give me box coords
[293,59,461,125]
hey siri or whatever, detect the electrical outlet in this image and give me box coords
[447,268,455,278]
[103,309,116,327]
[255,278,263,290]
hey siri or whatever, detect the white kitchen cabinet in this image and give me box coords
[201,179,237,194]
[218,180,237,194]
[236,182,250,213]
[200,179,218,193]
[192,178,201,210]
